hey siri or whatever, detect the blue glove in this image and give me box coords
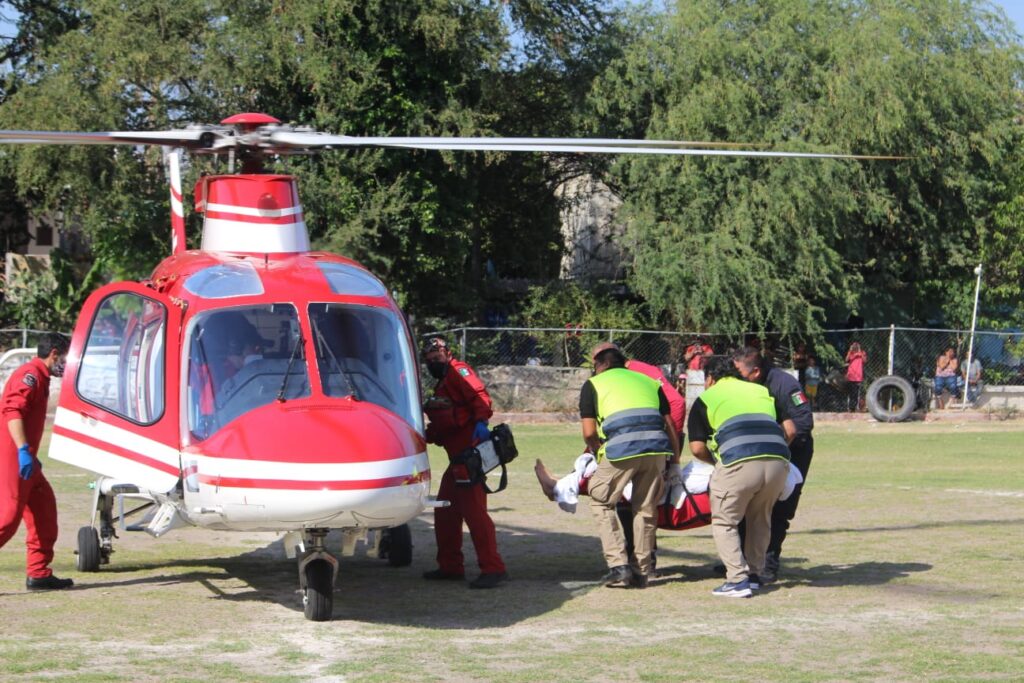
[17,444,34,480]
[472,421,491,443]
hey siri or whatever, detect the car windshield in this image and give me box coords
[308,303,421,430]
[186,304,309,442]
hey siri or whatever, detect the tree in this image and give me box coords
[588,0,1024,334]
[0,0,626,324]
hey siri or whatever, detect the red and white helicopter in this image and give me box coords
[0,114,894,619]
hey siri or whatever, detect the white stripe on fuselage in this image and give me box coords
[53,407,179,468]
[186,450,430,481]
[205,202,303,218]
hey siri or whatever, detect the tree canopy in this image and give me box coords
[1,0,1023,335]
[0,0,621,320]
[589,0,1024,334]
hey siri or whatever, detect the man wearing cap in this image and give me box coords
[581,343,680,589]
[420,337,508,589]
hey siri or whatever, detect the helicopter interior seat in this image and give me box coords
[215,357,311,425]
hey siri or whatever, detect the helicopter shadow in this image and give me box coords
[65,516,616,628]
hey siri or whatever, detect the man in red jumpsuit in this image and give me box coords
[0,334,74,590]
[421,337,508,589]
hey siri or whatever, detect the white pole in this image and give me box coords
[962,264,982,410]
[887,324,895,375]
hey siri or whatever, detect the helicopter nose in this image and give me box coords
[183,401,430,529]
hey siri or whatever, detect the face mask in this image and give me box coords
[51,359,66,377]
[427,361,449,379]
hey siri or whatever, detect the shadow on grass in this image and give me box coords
[56,517,618,627]
[795,518,1024,535]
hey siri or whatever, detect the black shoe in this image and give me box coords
[630,571,651,589]
[26,574,74,591]
[422,569,465,581]
[469,572,509,589]
[601,565,633,588]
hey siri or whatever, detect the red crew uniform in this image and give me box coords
[424,359,506,576]
[0,358,60,579]
[627,360,686,433]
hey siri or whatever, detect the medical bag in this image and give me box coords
[453,423,518,493]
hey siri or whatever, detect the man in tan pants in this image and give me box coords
[688,356,795,598]
[579,343,680,589]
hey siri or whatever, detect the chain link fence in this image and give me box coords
[422,326,1024,413]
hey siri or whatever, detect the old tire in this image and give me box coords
[303,560,334,622]
[866,375,916,423]
[384,524,413,568]
[76,526,101,572]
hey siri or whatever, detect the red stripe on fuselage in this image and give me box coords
[52,425,180,475]
[196,470,430,491]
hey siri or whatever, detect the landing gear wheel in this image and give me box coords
[76,526,101,572]
[384,524,413,567]
[866,375,916,423]
[303,559,334,622]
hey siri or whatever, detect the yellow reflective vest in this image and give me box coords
[590,368,672,461]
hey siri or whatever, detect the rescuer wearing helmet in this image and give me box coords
[581,343,680,589]
[420,337,508,589]
[0,334,74,590]
[688,356,796,598]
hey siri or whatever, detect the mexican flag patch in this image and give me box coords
[459,367,470,377]
[791,391,808,406]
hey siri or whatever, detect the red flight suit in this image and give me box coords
[0,358,60,578]
[424,359,506,576]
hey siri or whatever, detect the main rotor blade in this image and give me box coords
[0,129,214,148]
[267,131,903,160]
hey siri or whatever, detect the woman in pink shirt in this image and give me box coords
[845,342,867,411]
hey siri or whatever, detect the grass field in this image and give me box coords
[1,421,1023,681]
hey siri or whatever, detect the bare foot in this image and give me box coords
[534,459,558,501]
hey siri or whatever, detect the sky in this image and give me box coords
[993,1,1024,34]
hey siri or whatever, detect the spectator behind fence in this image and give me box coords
[792,343,809,386]
[684,339,714,370]
[845,342,867,412]
[934,347,959,409]
[804,355,821,409]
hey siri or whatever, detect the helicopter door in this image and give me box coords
[49,283,183,493]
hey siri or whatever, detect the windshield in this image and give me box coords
[186,304,309,442]
[308,303,421,430]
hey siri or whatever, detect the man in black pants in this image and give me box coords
[732,346,814,583]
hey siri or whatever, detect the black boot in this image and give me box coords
[26,574,74,591]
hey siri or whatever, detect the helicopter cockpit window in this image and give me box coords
[309,303,422,430]
[186,304,309,442]
[316,263,388,297]
[183,262,264,299]
[77,292,165,424]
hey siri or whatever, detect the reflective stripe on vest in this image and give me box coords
[591,368,671,461]
[701,377,790,467]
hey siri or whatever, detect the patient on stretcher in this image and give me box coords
[534,455,802,515]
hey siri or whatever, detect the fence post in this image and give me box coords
[887,324,895,376]
[608,329,614,342]
[22,329,28,348]
[460,328,467,361]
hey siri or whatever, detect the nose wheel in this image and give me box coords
[298,529,338,622]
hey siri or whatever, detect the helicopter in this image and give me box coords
[0,113,897,620]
